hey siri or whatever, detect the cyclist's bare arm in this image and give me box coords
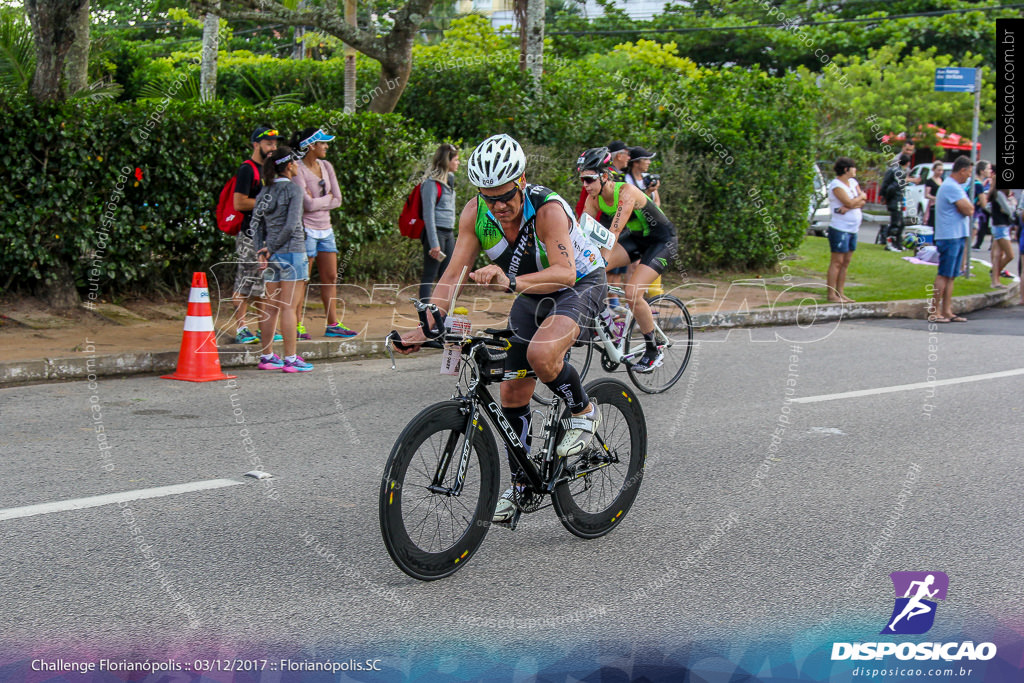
[395,202,481,352]
[606,183,646,237]
[430,200,483,313]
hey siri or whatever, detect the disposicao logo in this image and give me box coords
[831,571,997,662]
[882,571,948,635]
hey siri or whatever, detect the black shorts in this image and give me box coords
[505,270,607,373]
[618,231,678,274]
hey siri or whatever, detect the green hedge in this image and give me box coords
[5,37,818,298]
[1,98,434,296]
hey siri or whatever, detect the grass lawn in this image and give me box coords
[780,235,1002,303]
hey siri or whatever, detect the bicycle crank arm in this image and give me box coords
[494,507,523,531]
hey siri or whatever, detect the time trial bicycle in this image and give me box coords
[380,300,647,581]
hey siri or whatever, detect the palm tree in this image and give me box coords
[0,10,35,95]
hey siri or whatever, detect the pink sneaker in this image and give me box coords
[282,356,314,373]
[257,354,284,370]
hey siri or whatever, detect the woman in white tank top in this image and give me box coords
[825,157,866,303]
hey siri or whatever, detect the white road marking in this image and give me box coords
[792,368,1024,404]
[0,479,244,522]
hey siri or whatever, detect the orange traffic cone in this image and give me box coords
[161,272,236,382]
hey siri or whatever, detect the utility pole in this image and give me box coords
[966,68,982,278]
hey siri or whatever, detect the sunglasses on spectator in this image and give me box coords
[478,186,519,205]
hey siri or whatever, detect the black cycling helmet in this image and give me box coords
[575,147,615,176]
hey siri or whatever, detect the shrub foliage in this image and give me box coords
[3,23,817,297]
[1,98,434,296]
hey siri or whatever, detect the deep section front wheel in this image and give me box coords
[625,294,693,394]
[552,378,647,539]
[379,401,501,580]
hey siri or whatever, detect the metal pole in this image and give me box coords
[966,68,982,278]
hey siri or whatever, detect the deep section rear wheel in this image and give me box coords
[552,378,647,539]
[379,401,500,580]
[625,294,693,394]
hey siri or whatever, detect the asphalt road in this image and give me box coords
[1,309,1022,679]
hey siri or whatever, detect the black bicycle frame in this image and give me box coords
[429,376,563,498]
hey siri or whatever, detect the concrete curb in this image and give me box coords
[690,285,1017,328]
[1,286,1017,387]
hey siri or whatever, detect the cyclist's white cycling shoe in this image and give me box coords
[634,348,664,373]
[556,404,601,458]
[492,485,524,523]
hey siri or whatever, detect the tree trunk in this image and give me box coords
[514,0,526,71]
[368,57,411,114]
[198,0,436,113]
[524,0,544,86]
[292,0,306,60]
[63,0,89,95]
[343,0,357,112]
[200,4,220,101]
[38,259,81,310]
[25,0,88,102]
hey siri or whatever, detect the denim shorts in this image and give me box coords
[935,238,965,279]
[265,251,309,283]
[992,225,1011,241]
[827,227,857,253]
[305,231,338,258]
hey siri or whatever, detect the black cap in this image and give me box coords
[607,140,628,153]
[251,125,284,143]
[629,146,656,161]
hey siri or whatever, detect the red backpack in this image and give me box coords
[398,180,443,239]
[216,159,260,235]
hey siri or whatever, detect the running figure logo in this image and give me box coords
[881,571,949,635]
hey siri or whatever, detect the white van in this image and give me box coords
[807,164,831,236]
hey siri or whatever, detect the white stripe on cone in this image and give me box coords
[188,287,211,304]
[183,316,215,332]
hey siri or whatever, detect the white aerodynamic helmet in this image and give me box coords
[467,134,526,188]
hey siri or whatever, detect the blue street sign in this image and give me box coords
[935,67,978,92]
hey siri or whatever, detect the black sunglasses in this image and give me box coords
[318,178,327,196]
[478,186,520,205]
[580,175,600,185]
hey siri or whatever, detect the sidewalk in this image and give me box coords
[0,280,1019,386]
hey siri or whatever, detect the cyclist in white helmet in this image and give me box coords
[396,134,608,524]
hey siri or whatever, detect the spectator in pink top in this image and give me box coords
[291,127,355,338]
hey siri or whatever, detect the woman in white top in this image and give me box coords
[826,157,866,303]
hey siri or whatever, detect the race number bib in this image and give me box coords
[578,213,616,250]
